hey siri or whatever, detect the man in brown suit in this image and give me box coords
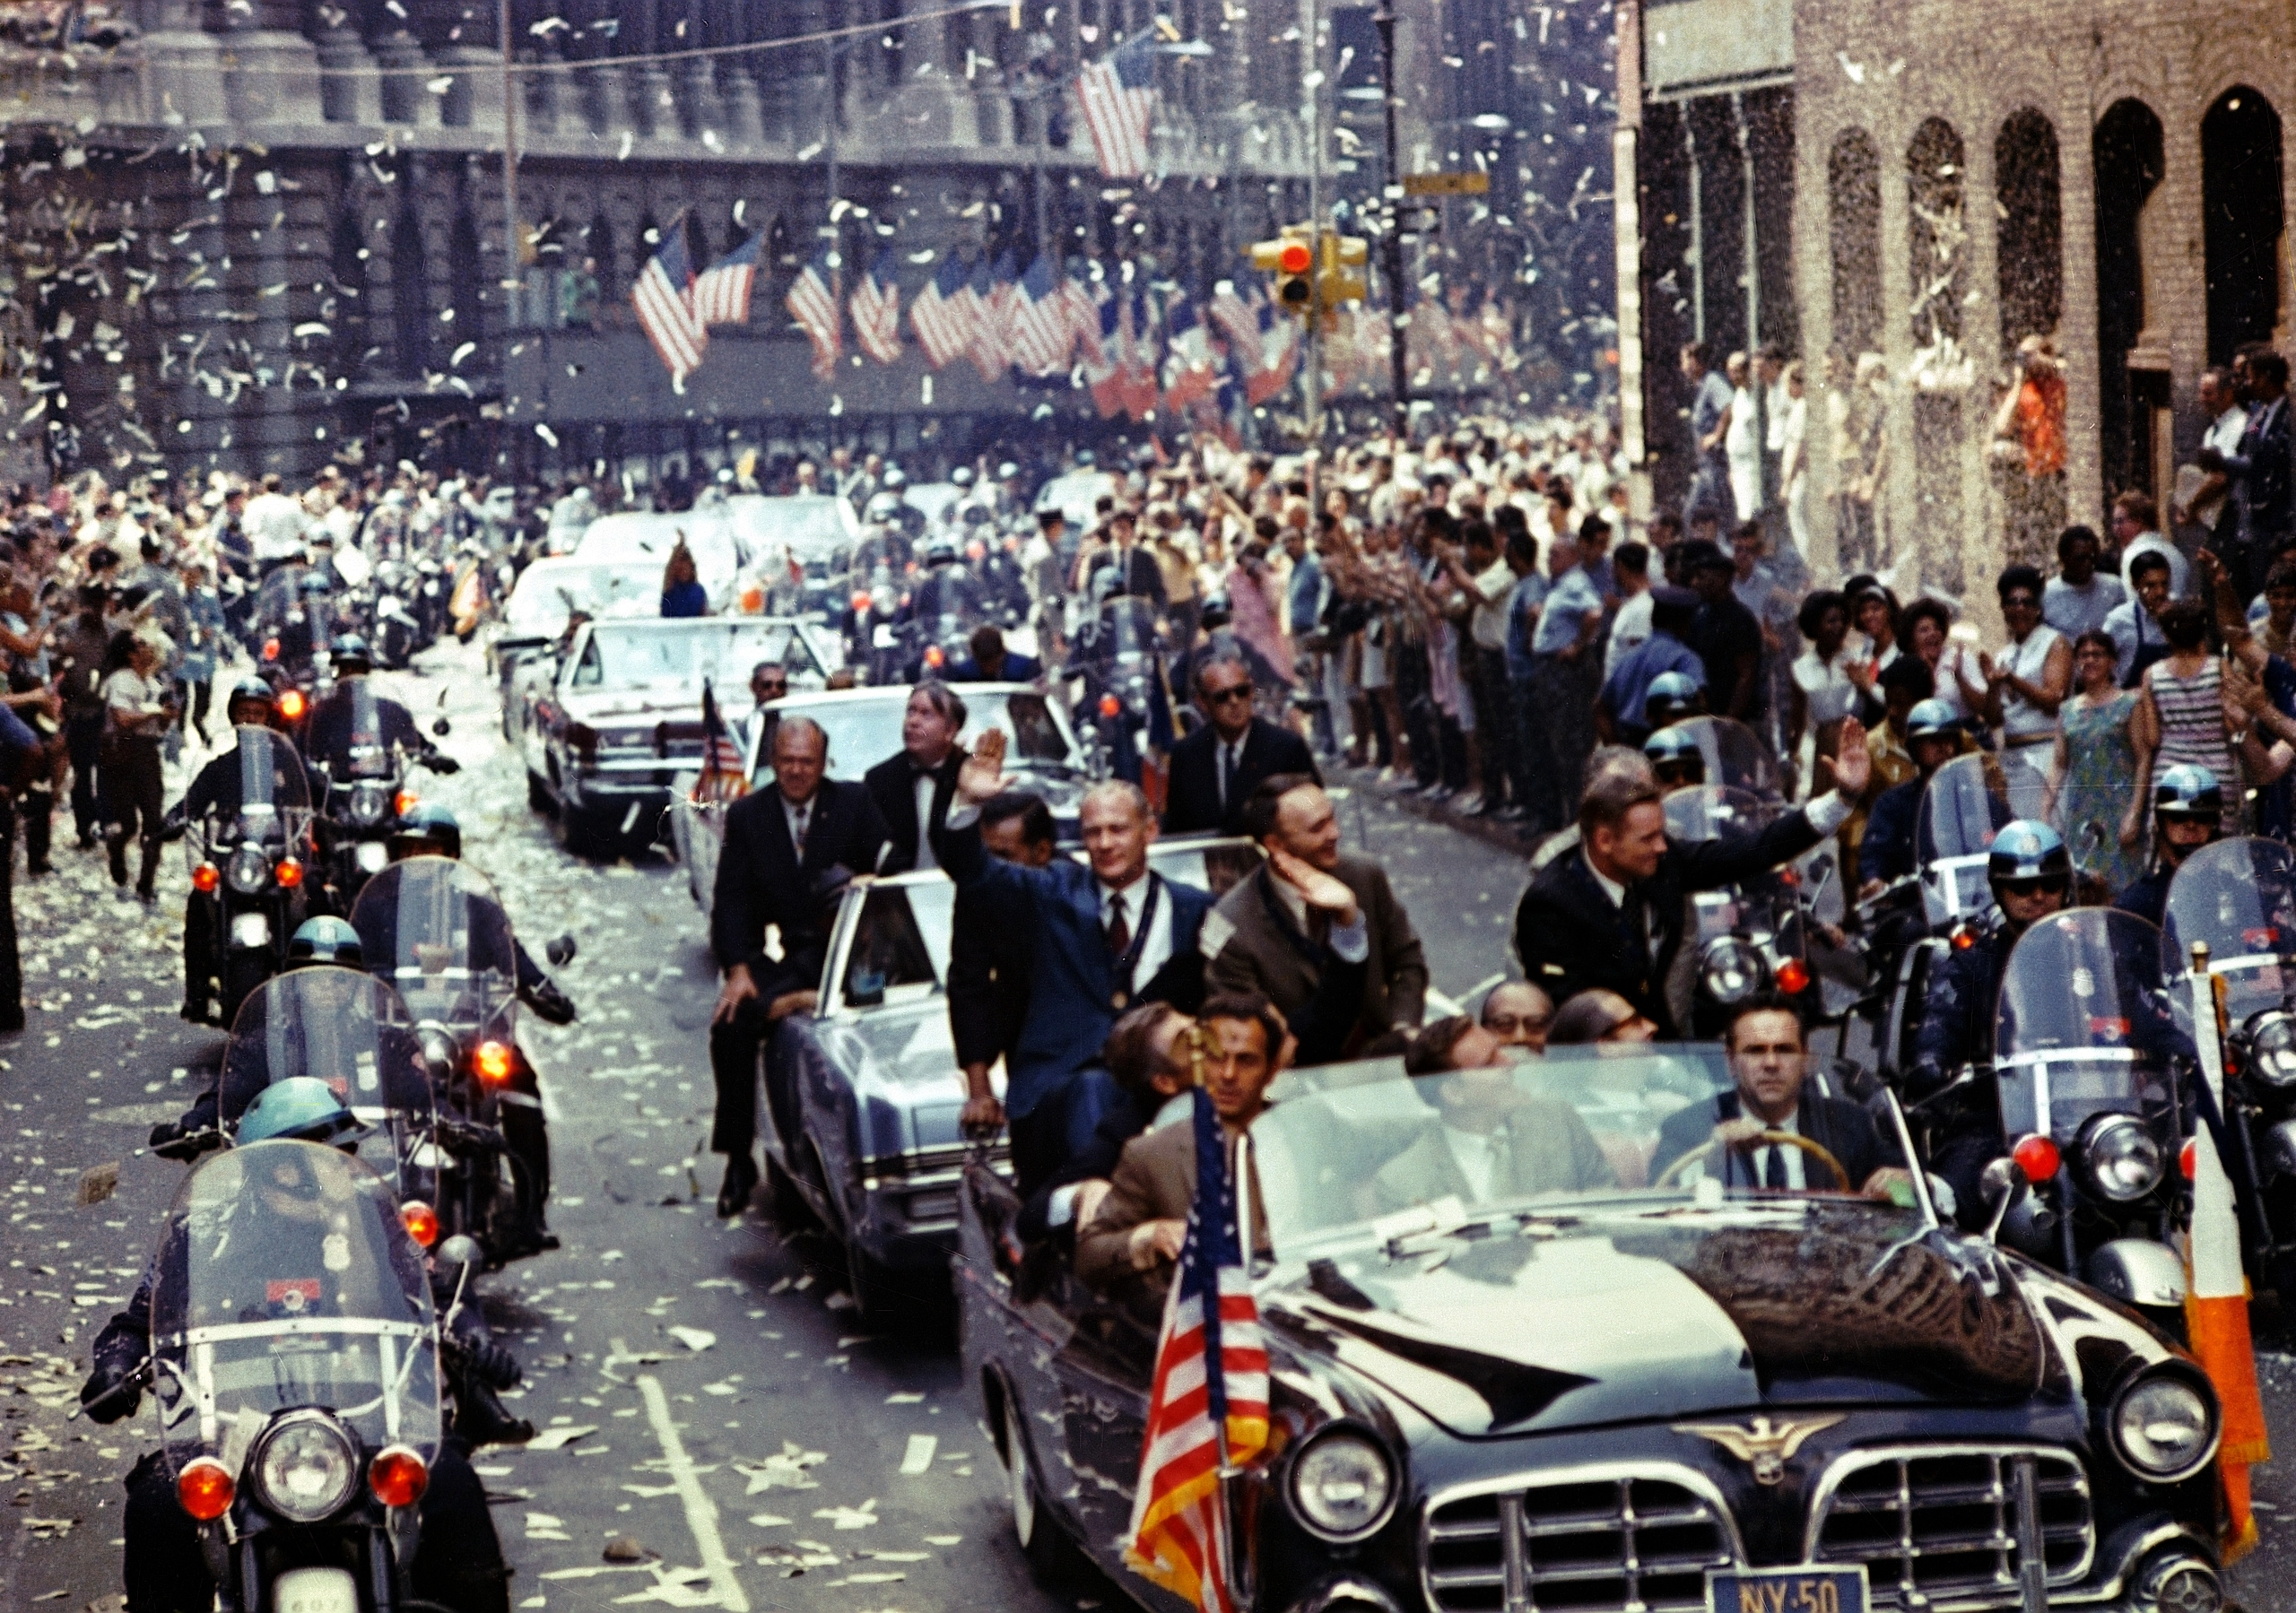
[1200,776,1427,1061]
[1076,993,1287,1295]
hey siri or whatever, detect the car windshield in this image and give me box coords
[575,516,743,573]
[501,560,660,639]
[758,689,1076,785]
[728,496,855,566]
[573,620,822,691]
[1249,1045,1783,1257]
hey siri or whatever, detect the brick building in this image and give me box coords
[1617,0,2290,603]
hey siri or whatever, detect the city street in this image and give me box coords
[0,639,2292,1611]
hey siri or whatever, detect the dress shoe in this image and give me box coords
[717,1155,760,1218]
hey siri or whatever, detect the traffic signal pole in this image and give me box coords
[1374,5,1407,438]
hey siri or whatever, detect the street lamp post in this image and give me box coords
[1372,5,1406,436]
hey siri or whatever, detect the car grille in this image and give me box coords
[1424,1466,1738,1613]
[1807,1446,2093,1609]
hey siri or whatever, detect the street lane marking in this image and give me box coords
[636,1366,749,1611]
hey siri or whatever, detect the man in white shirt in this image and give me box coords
[2175,366,2248,543]
[241,472,309,570]
[1604,541,1655,678]
[2111,490,2189,600]
[2041,524,2125,638]
[1725,351,1764,528]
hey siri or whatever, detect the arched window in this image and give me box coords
[1995,108,2063,347]
[1827,128,1882,358]
[1906,117,1967,351]
[1907,117,1969,585]
[2202,87,2285,364]
[2094,98,2166,501]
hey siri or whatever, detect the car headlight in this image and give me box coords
[2081,1113,2165,1202]
[1285,1427,1396,1542]
[250,1409,361,1523]
[227,844,272,895]
[2247,1010,2296,1088]
[2108,1370,2218,1483]
[348,780,391,826]
[1698,936,1767,1005]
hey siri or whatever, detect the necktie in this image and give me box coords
[1107,891,1130,960]
[1763,1145,1787,1191]
[791,802,810,861]
[1218,743,1232,809]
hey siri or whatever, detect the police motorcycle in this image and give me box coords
[82,1131,493,1613]
[366,552,425,670]
[307,668,457,903]
[181,725,318,1028]
[1650,717,1859,1036]
[2162,835,2296,1299]
[960,504,1032,628]
[901,533,990,680]
[845,521,913,685]
[1979,903,2196,1312]
[349,857,544,1266]
[1066,591,1170,784]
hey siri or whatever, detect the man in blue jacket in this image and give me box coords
[942,730,1213,1194]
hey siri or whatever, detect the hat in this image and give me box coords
[1650,585,1700,611]
[1678,540,1733,574]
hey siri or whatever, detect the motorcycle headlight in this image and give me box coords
[1698,936,1767,1005]
[2108,1370,2218,1483]
[250,1409,361,1523]
[2081,1113,2166,1202]
[226,844,272,895]
[2246,1010,2296,1088]
[348,780,391,826]
[1285,1427,1396,1542]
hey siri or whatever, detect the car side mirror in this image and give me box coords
[432,717,451,737]
[546,933,578,967]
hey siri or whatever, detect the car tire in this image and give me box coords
[526,770,554,815]
[555,800,604,858]
[764,1154,816,1232]
[1004,1390,1090,1586]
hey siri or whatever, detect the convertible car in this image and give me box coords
[669,682,1091,916]
[511,616,843,854]
[961,1044,2231,1613]
[759,837,1263,1321]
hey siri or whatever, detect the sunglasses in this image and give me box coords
[1205,685,1255,706]
[1996,877,2067,898]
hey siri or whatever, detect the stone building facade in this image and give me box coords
[1620,0,2292,604]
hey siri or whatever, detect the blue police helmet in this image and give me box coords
[2152,763,2222,821]
[1904,698,1961,741]
[1648,671,1702,703]
[238,1076,365,1147]
[1987,819,2071,885]
[287,916,363,969]
[1643,726,1702,765]
[390,802,461,860]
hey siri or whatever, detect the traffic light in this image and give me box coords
[1318,234,1369,319]
[1248,230,1318,319]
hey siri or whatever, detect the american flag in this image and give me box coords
[786,249,842,380]
[851,249,903,365]
[1248,293,1296,405]
[1123,290,1161,420]
[910,256,974,370]
[691,230,763,327]
[694,680,749,802]
[967,255,1013,384]
[1205,281,1262,377]
[1065,263,1107,369]
[631,223,707,384]
[1077,34,1157,179]
[1086,281,1125,418]
[1123,1088,1268,1613]
[1009,253,1074,376]
[1161,290,1215,412]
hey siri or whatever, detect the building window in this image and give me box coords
[1994,108,2063,348]
[2094,98,2166,505]
[2202,87,2285,366]
[1827,128,1882,360]
[1907,117,1969,586]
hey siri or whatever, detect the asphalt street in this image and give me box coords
[0,638,2290,1611]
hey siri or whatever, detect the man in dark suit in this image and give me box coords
[863,680,968,873]
[946,624,1041,683]
[1204,774,1425,1060]
[708,716,889,1215]
[952,791,1058,1132]
[1089,507,1167,606]
[1513,718,1871,1038]
[2205,347,2292,600]
[1650,996,1909,1196]
[1372,1016,1615,1211]
[1161,652,1319,837]
[944,733,1214,1195]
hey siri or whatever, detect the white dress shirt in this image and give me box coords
[911,768,939,872]
[782,793,814,859]
[1100,872,1174,994]
[1442,1124,1505,1201]
[1679,1106,1804,1189]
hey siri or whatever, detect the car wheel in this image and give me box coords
[526,770,554,815]
[1004,1390,1089,1586]
[555,800,604,858]
[846,1242,906,1325]
[764,1153,816,1231]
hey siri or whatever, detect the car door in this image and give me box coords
[1048,1288,1158,1559]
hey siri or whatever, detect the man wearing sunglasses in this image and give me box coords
[1907,819,2070,1223]
[1161,651,1318,837]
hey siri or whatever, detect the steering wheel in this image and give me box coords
[1655,1130,1851,1192]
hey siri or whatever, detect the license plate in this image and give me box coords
[272,1565,360,1613]
[1707,1565,1867,1613]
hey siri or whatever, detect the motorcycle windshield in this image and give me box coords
[1670,716,1782,799]
[347,860,519,1040]
[1915,753,2048,923]
[256,568,309,622]
[150,1140,439,1479]
[1098,600,1162,658]
[225,726,314,852]
[1993,908,2181,1140]
[317,681,393,779]
[2162,837,2296,1024]
[219,969,432,1126]
[1662,784,1781,843]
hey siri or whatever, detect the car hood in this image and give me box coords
[1263,1204,2052,1437]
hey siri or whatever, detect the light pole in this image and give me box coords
[1373,5,1405,436]
[500,0,520,325]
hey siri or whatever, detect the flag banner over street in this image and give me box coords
[1077,34,1156,179]
[691,231,762,329]
[631,221,705,384]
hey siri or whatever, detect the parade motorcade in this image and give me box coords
[512,615,842,854]
[2164,837,2296,1300]
[122,1140,445,1613]
[571,509,752,614]
[670,682,1092,915]
[491,554,665,721]
[350,859,535,1264]
[307,680,439,900]
[1066,596,1170,783]
[727,492,860,616]
[764,837,1262,1320]
[184,725,319,1028]
[959,1043,2231,1613]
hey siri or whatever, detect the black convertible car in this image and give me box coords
[959,1044,2231,1613]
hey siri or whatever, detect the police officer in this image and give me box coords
[88,1077,517,1613]
[1642,670,1706,734]
[1644,726,1707,791]
[1909,820,2070,1222]
[386,803,576,1253]
[1857,698,1965,889]
[304,635,460,782]
[2113,765,2222,926]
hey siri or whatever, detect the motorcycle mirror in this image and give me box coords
[1979,1156,2027,1244]
[437,1234,483,1271]
[431,717,451,737]
[546,933,578,967]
